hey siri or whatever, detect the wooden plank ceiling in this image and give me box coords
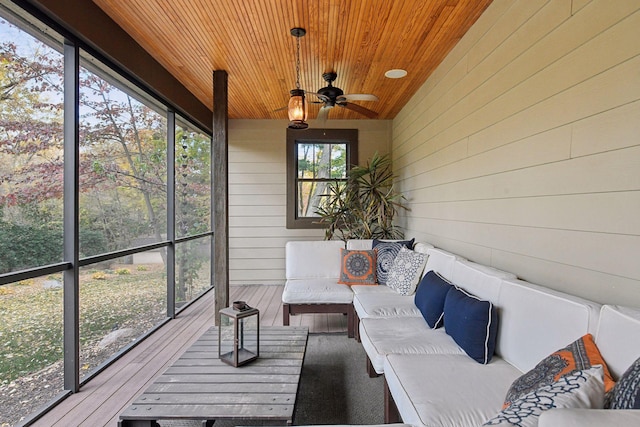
[92,0,492,120]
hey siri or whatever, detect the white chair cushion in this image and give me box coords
[285,240,344,279]
[384,354,521,427]
[359,317,465,374]
[282,279,353,304]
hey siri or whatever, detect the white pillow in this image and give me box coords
[386,246,427,296]
[483,366,605,426]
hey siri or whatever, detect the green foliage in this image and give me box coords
[0,221,62,273]
[315,152,408,241]
[78,228,109,258]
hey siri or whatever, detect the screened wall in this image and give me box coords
[0,3,213,425]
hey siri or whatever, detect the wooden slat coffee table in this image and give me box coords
[118,325,309,427]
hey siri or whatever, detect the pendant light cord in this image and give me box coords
[295,34,301,90]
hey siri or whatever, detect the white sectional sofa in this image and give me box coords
[282,239,640,426]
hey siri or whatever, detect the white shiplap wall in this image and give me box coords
[392,0,640,306]
[228,119,392,285]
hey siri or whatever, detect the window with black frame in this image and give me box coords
[286,128,358,229]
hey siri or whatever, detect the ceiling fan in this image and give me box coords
[310,72,379,122]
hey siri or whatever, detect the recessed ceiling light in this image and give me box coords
[385,69,407,79]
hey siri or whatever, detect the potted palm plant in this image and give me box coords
[315,152,408,241]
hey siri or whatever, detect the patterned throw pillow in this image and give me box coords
[443,285,498,364]
[386,246,427,296]
[372,242,405,285]
[414,270,453,328]
[483,366,605,426]
[607,356,640,409]
[337,248,376,285]
[503,334,615,408]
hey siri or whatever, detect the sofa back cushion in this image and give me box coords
[496,278,601,373]
[346,239,373,250]
[285,240,345,279]
[595,305,640,379]
[423,248,464,282]
[451,260,515,305]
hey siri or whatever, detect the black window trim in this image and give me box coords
[286,128,358,229]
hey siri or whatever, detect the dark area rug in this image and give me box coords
[293,333,384,425]
[160,333,384,426]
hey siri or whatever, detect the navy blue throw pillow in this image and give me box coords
[414,270,452,328]
[372,238,414,250]
[444,286,498,364]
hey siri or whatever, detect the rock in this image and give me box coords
[97,328,136,348]
[43,280,62,289]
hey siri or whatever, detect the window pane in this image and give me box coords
[0,17,64,273]
[175,121,211,238]
[79,251,167,381]
[175,236,212,310]
[0,274,64,426]
[297,181,332,217]
[79,54,168,256]
[330,144,347,178]
[295,142,347,218]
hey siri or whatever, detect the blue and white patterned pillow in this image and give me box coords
[385,246,427,296]
[608,356,640,409]
[483,366,605,426]
[372,242,405,285]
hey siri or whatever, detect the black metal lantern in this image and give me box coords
[218,301,259,367]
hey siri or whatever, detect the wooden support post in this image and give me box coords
[213,70,229,324]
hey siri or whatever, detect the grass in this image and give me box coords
[0,264,167,384]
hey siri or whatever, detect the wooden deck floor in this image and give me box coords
[30,285,347,427]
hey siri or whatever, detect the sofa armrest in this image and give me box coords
[539,408,640,427]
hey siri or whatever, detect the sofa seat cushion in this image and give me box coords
[384,354,522,427]
[351,284,396,295]
[282,279,354,304]
[359,317,465,374]
[353,292,422,320]
[538,408,640,427]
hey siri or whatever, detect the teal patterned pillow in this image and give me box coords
[386,246,427,296]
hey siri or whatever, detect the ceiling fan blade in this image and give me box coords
[339,93,379,102]
[317,105,331,124]
[339,102,379,119]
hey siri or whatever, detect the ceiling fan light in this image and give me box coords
[288,88,308,129]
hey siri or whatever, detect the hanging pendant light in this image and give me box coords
[288,27,308,130]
